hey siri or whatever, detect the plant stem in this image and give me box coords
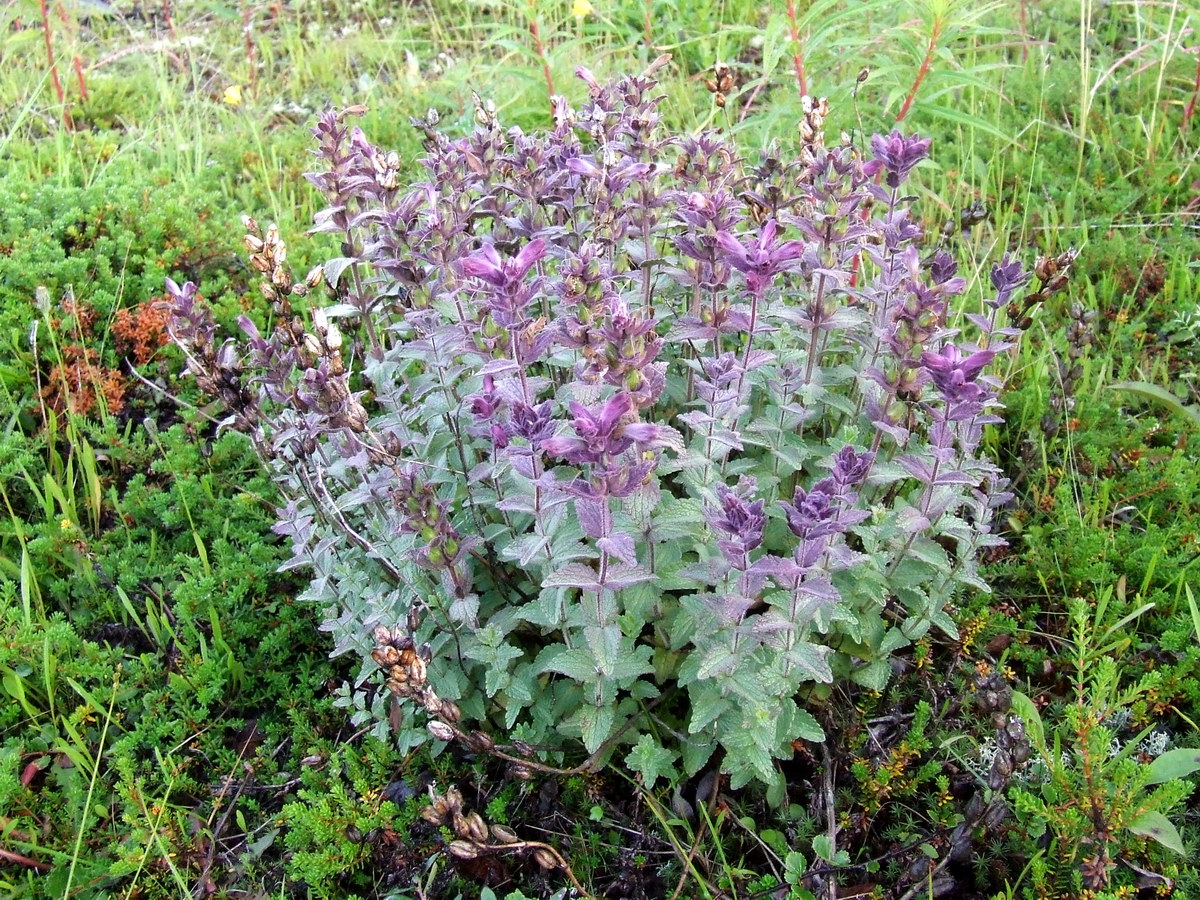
[895,16,943,123]
[39,0,69,128]
[785,0,808,97]
[527,2,556,110]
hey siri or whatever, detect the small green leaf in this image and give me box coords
[580,704,615,754]
[1128,810,1185,854]
[626,733,678,789]
[784,850,807,885]
[1145,748,1200,785]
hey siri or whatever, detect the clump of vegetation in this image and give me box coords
[2,0,1199,897]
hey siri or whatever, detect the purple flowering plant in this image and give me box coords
[163,60,1046,789]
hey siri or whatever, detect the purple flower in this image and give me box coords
[920,344,996,404]
[715,219,805,296]
[780,488,843,541]
[829,446,874,490]
[510,400,556,445]
[865,131,932,188]
[706,477,766,559]
[459,238,548,289]
[541,392,666,465]
[987,255,1029,310]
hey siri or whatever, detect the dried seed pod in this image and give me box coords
[445,786,464,810]
[440,701,461,724]
[491,824,518,844]
[421,805,445,826]
[452,810,467,837]
[1006,718,1026,743]
[470,731,494,752]
[982,800,1009,829]
[533,847,559,870]
[372,625,392,645]
[244,234,265,253]
[992,748,1015,778]
[428,721,456,742]
[242,214,259,233]
[448,840,479,860]
[463,812,489,843]
[325,324,343,351]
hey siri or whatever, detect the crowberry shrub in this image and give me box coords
[165,60,1065,789]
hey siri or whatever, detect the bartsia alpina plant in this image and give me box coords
[163,58,1073,789]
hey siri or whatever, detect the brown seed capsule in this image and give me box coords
[372,625,392,645]
[491,824,518,844]
[445,787,464,810]
[440,701,461,724]
[421,805,444,826]
[533,848,559,870]
[428,721,455,742]
[463,812,489,843]
[992,749,1015,778]
[471,731,494,751]
[448,840,479,860]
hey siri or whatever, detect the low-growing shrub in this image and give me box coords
[164,61,1074,789]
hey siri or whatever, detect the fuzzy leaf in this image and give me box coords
[626,734,678,789]
[580,704,616,754]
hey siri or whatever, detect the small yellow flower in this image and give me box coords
[571,0,594,17]
[223,84,243,106]
[60,518,72,531]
